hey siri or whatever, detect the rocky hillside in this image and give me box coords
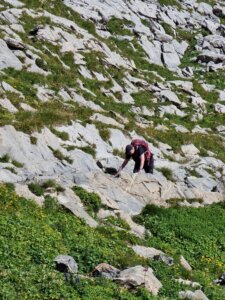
[0,0,225,299]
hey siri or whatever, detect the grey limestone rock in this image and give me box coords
[132,245,173,266]
[91,263,120,279]
[0,39,22,70]
[179,289,209,300]
[0,98,18,113]
[116,265,162,295]
[159,90,181,106]
[54,255,78,274]
[181,144,200,157]
[180,255,192,272]
[214,103,225,114]
[57,188,98,228]
[197,2,213,15]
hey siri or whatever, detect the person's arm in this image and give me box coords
[115,158,129,176]
[138,153,145,173]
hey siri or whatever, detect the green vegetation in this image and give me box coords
[104,216,131,230]
[30,136,37,145]
[113,148,125,158]
[98,127,111,141]
[148,128,225,163]
[77,145,96,158]
[0,155,23,168]
[20,0,96,35]
[0,154,10,163]
[72,186,102,216]
[4,167,17,174]
[188,168,202,178]
[132,91,154,109]
[41,179,65,193]
[107,17,134,36]
[0,184,150,300]
[166,197,203,206]
[157,167,174,181]
[158,0,182,9]
[1,182,225,299]
[48,146,73,164]
[12,160,23,168]
[161,22,175,37]
[51,128,70,141]
[28,180,65,196]
[135,203,225,299]
[28,182,44,196]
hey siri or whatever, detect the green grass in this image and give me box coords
[2,182,225,299]
[135,203,225,299]
[12,160,23,168]
[30,136,37,145]
[28,182,44,196]
[20,0,97,36]
[148,128,225,163]
[51,128,70,141]
[0,184,150,300]
[76,145,96,158]
[72,186,102,216]
[48,146,73,164]
[157,167,174,181]
[98,127,111,141]
[0,154,10,163]
[132,91,154,109]
[113,148,125,158]
[107,17,134,36]
[104,216,130,230]
[41,180,65,193]
[158,0,182,9]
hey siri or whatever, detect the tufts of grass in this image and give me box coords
[113,148,125,158]
[72,186,102,216]
[42,179,65,193]
[157,167,174,181]
[98,127,111,142]
[30,136,37,145]
[12,160,23,168]
[158,0,182,9]
[51,128,70,141]
[77,145,96,158]
[48,146,73,164]
[28,182,44,196]
[132,91,154,109]
[107,17,134,36]
[0,154,10,163]
[104,216,131,230]
[192,80,219,104]
[4,167,17,174]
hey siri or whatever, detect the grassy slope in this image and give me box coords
[0,184,153,300]
[1,185,225,299]
[135,204,225,299]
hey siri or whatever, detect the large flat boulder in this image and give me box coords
[116,265,162,295]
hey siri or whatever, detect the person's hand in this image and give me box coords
[114,171,121,178]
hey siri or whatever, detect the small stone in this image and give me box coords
[180,255,192,271]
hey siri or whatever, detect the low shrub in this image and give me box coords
[28,182,44,196]
[72,186,102,215]
[157,167,174,181]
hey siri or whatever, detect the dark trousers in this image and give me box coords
[133,155,154,174]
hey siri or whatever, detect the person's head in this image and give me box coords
[125,144,135,156]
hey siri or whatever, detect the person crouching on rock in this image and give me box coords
[115,139,154,176]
